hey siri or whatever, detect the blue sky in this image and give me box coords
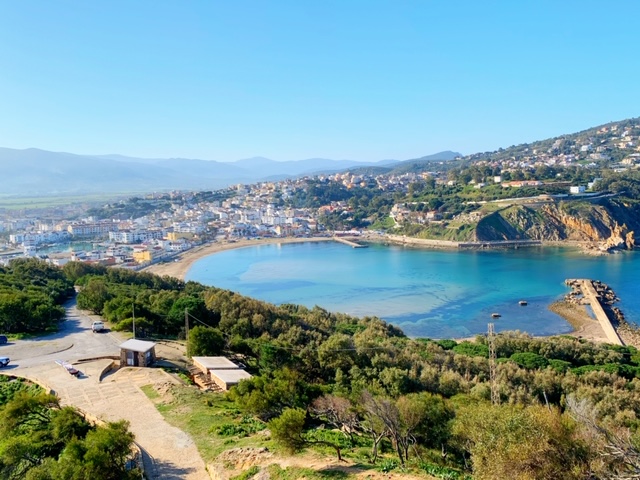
[0,1,638,162]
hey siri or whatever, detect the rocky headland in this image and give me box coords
[472,197,639,254]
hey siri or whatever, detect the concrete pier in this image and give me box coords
[568,279,624,345]
[458,240,542,248]
[333,236,368,248]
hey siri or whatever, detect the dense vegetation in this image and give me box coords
[0,259,73,334]
[0,376,139,479]
[8,260,640,478]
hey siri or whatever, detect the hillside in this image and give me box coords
[464,117,640,165]
[472,197,639,250]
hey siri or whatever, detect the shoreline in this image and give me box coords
[143,236,335,280]
[143,235,614,343]
[547,300,608,343]
[144,234,607,280]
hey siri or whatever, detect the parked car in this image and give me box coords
[0,357,10,368]
[0,335,7,345]
[91,321,105,333]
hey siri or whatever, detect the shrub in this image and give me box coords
[510,352,549,369]
[453,341,489,358]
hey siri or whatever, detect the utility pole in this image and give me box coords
[488,323,499,406]
[185,308,189,342]
[132,302,136,339]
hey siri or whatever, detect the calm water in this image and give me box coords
[185,242,640,338]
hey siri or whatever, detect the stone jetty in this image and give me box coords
[333,236,368,248]
[564,279,624,345]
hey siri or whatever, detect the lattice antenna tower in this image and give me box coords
[488,323,499,405]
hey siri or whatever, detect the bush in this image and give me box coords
[419,462,471,480]
[215,417,266,437]
[378,458,399,473]
[437,339,458,350]
[548,359,572,373]
[571,363,639,379]
[453,341,489,358]
[510,352,549,369]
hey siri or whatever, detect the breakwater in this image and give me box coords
[564,279,624,345]
[333,236,368,248]
[382,234,542,250]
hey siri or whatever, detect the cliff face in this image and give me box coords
[474,198,640,251]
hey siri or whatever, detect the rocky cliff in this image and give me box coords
[474,198,640,251]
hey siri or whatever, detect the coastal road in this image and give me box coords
[2,299,210,480]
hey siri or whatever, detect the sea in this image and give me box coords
[185,242,640,338]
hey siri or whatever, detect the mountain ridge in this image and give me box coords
[0,147,461,196]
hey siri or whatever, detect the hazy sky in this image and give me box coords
[1,1,638,162]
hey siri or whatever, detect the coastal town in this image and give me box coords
[5,5,640,479]
[1,119,639,269]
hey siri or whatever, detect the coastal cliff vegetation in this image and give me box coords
[369,171,640,251]
[30,262,640,478]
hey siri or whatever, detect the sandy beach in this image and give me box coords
[144,236,334,280]
[548,300,608,343]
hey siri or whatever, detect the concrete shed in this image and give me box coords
[209,369,252,391]
[119,339,156,367]
[192,356,239,374]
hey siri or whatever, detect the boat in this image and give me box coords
[519,300,528,306]
[491,313,501,318]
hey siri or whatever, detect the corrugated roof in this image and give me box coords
[119,339,156,353]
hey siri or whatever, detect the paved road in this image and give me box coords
[1,300,210,480]
[1,299,124,367]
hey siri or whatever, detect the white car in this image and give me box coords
[91,321,105,333]
[0,357,9,368]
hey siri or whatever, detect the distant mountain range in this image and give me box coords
[0,148,461,196]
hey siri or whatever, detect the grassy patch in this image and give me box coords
[266,465,350,479]
[141,383,275,463]
[140,384,160,400]
[230,465,260,480]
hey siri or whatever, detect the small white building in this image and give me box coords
[190,356,251,391]
[192,356,239,371]
[209,369,252,391]
[570,185,586,194]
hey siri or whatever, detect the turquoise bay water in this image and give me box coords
[185,242,640,338]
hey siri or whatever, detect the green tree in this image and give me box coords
[55,420,138,480]
[187,325,225,357]
[268,408,307,454]
[76,278,111,314]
